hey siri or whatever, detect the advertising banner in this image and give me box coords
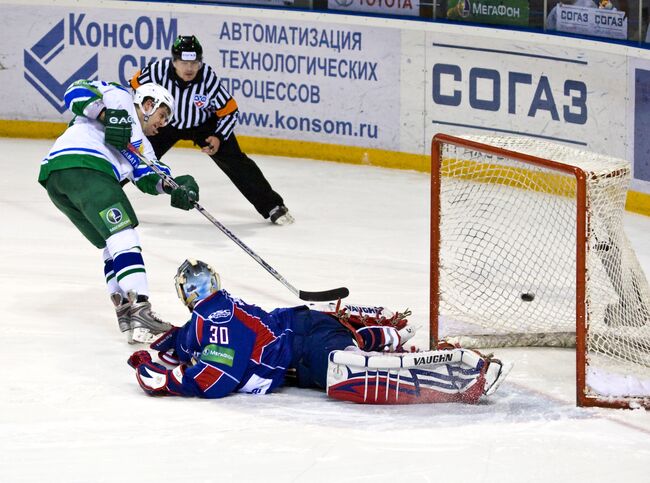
[2,4,401,150]
[424,32,628,160]
[327,0,420,17]
[446,0,530,27]
[216,0,293,4]
[628,57,650,191]
[556,4,627,40]
[1,0,649,197]
[634,68,650,183]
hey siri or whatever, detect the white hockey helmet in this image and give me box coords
[174,259,221,310]
[134,83,174,124]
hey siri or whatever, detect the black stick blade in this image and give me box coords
[298,287,349,302]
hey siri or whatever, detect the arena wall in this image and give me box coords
[1,0,649,214]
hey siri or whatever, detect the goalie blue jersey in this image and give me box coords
[171,290,297,398]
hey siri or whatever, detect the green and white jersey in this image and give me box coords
[38,80,170,195]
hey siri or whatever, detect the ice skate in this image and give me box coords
[110,292,133,344]
[127,291,173,344]
[269,205,295,225]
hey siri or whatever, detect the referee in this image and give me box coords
[129,35,293,225]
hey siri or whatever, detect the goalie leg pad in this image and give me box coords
[483,358,514,396]
[326,348,510,404]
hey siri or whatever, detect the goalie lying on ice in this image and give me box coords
[127,259,512,404]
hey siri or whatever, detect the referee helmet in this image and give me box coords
[171,35,203,62]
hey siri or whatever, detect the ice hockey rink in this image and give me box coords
[2,137,649,482]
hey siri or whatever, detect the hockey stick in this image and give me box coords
[124,145,349,302]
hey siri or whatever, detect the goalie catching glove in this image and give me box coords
[311,301,416,352]
[355,325,416,352]
[326,344,513,404]
[163,175,199,210]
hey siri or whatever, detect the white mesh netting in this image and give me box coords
[435,135,650,402]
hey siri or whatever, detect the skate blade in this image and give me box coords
[273,213,295,225]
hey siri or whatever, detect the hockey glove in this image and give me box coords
[103,108,132,150]
[134,362,185,396]
[127,350,153,368]
[164,175,199,210]
[355,324,416,352]
[150,326,182,365]
[319,301,412,332]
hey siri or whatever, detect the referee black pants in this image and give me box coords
[147,123,285,219]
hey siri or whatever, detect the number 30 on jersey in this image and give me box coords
[209,326,229,344]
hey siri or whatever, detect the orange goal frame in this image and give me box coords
[428,133,627,408]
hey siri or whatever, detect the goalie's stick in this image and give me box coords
[124,145,349,302]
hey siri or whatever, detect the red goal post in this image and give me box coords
[430,133,650,409]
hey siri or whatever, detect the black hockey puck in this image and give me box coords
[521,292,535,302]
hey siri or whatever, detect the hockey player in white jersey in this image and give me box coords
[39,80,200,344]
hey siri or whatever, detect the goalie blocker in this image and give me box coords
[326,346,512,404]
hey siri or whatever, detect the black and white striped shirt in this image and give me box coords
[130,58,238,139]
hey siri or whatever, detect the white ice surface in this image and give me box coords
[1,138,649,482]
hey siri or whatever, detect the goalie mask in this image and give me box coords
[134,83,174,124]
[174,259,221,310]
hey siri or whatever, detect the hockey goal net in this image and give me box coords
[430,133,650,408]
